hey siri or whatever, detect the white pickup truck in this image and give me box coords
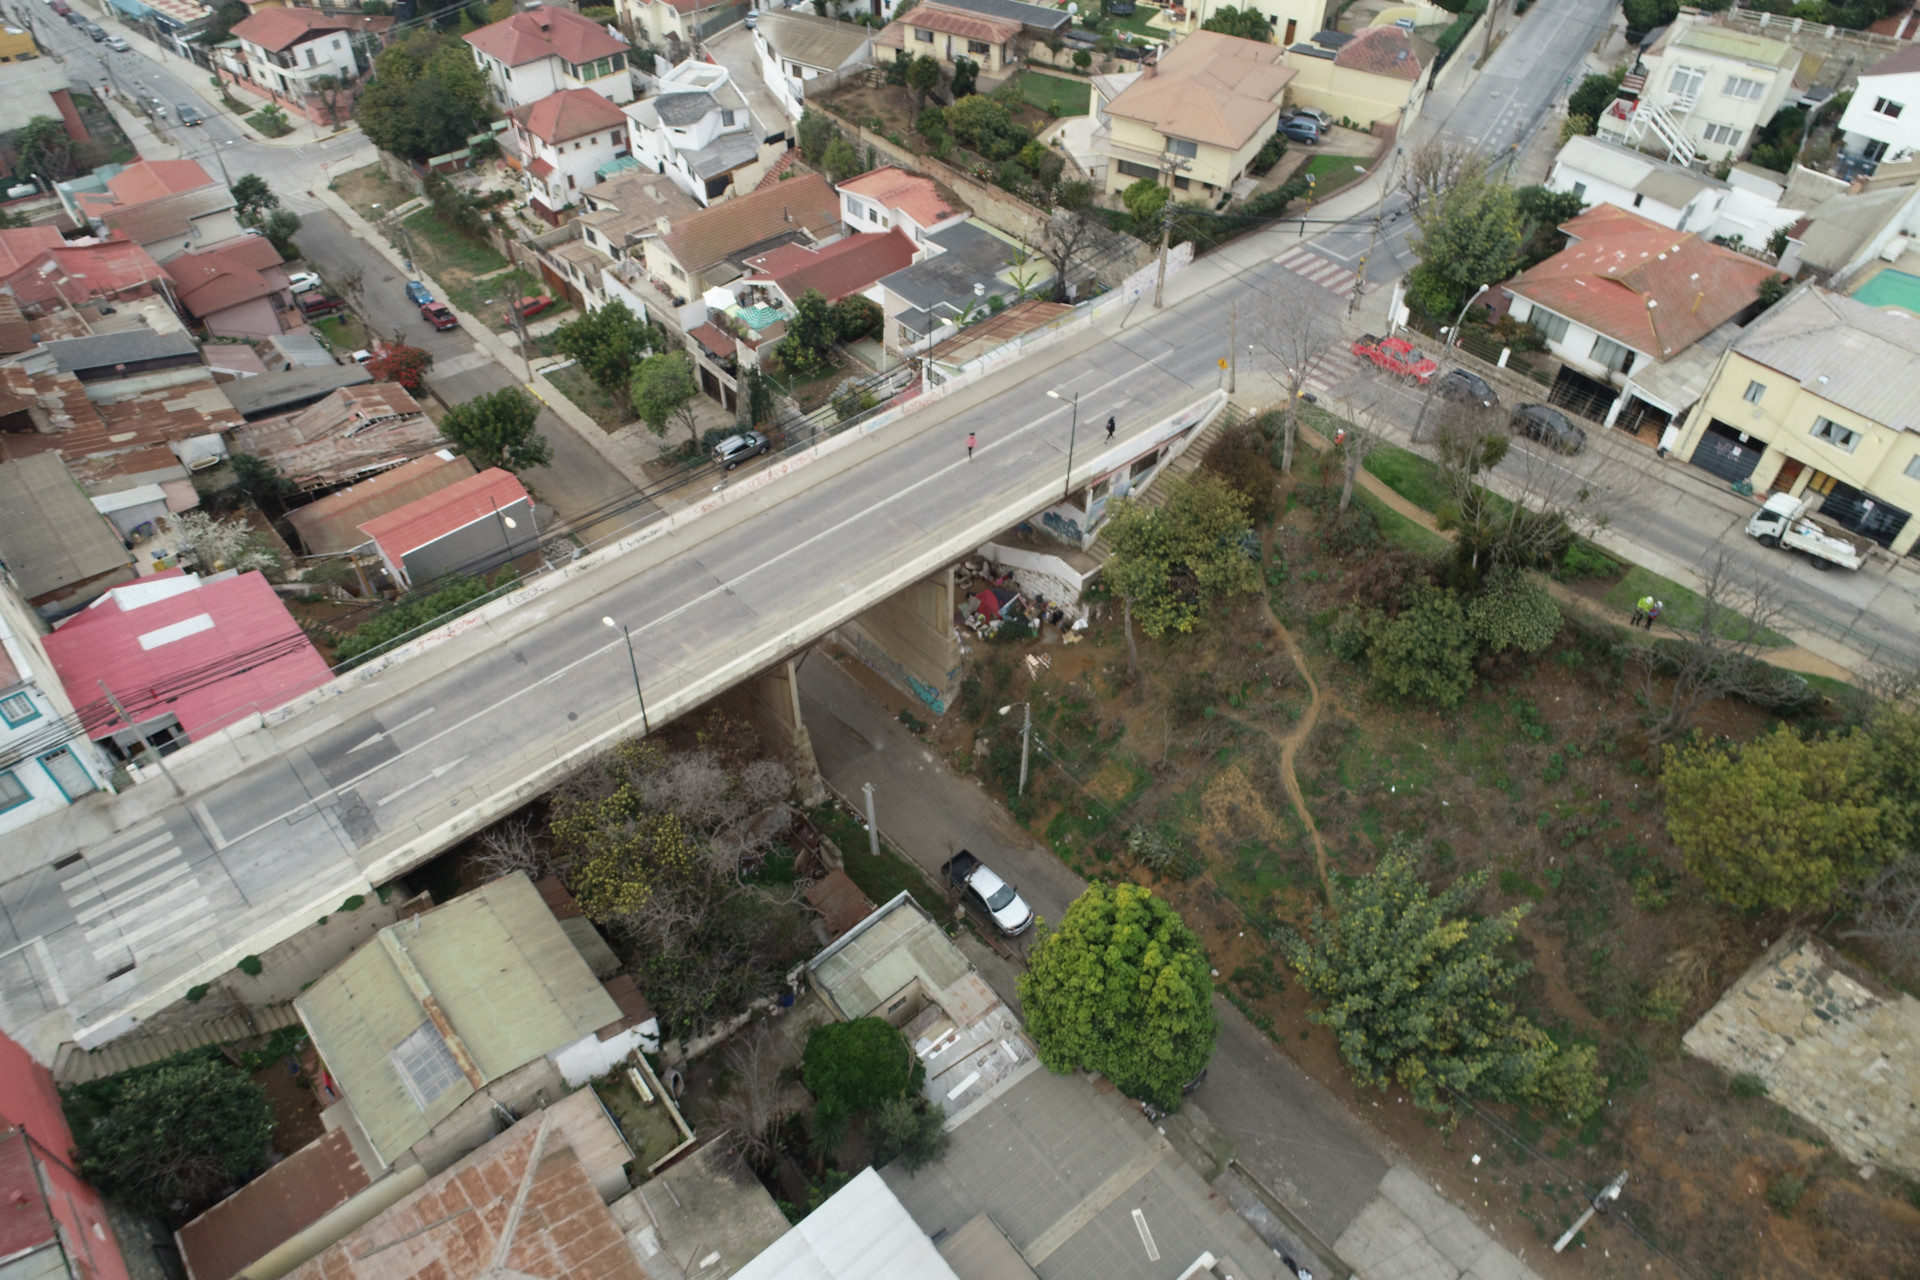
[1745,493,1871,571]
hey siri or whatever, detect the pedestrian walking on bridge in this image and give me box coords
[966,432,977,460]
[1105,416,1116,441]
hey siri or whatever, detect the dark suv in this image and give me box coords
[1511,403,1587,454]
[1435,368,1499,409]
[713,430,769,470]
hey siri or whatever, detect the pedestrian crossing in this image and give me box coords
[1273,245,1360,298]
[1300,343,1365,400]
[62,829,208,965]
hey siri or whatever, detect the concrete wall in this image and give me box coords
[833,566,960,714]
[715,656,824,801]
[835,120,1050,244]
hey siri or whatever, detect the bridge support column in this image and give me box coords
[718,657,825,805]
[834,566,961,717]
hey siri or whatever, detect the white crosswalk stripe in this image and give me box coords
[63,834,205,962]
[1302,344,1365,399]
[1273,245,1360,298]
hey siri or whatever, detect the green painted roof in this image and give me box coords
[1674,25,1798,69]
[296,874,620,1165]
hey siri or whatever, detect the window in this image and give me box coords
[1743,380,1766,404]
[1632,193,1644,208]
[1811,416,1861,451]
[1116,159,1157,181]
[0,692,38,728]
[1173,175,1190,190]
[1167,137,1198,158]
[1906,454,1920,480]
[0,770,27,814]
[1669,65,1705,99]
[722,109,736,126]
[1874,96,1905,119]
[967,39,989,54]
[391,1022,465,1110]
[1528,307,1570,344]
[1590,335,1635,375]
[915,27,934,41]
[1702,123,1743,147]
[1723,76,1765,100]
[1570,181,1586,201]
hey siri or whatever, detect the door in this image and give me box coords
[1770,456,1805,494]
[1689,420,1764,484]
[38,747,95,802]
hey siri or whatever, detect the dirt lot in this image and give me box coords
[922,436,1920,1280]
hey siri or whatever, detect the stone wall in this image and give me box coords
[836,119,1052,244]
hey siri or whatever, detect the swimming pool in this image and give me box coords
[1850,268,1920,315]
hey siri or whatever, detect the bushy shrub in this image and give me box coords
[1201,427,1276,526]
[1349,584,1478,708]
[1465,572,1561,656]
[802,1018,915,1119]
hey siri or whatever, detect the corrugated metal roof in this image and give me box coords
[220,365,374,418]
[809,894,970,1020]
[1733,285,1920,434]
[297,874,620,1166]
[0,454,135,600]
[731,1168,961,1280]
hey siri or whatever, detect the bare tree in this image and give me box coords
[1625,552,1805,743]
[1249,272,1344,474]
[1327,377,1388,511]
[1429,402,1613,581]
[713,1018,792,1166]
[1397,139,1486,224]
[472,815,554,883]
[1039,180,1101,302]
[1841,853,1920,979]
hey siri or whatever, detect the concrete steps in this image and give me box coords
[50,1004,302,1085]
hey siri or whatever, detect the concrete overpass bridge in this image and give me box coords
[0,286,1243,1058]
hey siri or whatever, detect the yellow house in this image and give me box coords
[1675,286,1920,555]
[876,3,1023,76]
[1094,29,1294,201]
[1280,25,1424,133]
[0,25,38,63]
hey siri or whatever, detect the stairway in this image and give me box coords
[1126,409,1236,513]
[51,1003,304,1085]
[1635,98,1698,166]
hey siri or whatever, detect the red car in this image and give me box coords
[1352,333,1438,384]
[420,301,459,330]
[503,295,554,325]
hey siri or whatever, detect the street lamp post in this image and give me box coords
[1046,388,1079,500]
[1349,165,1387,315]
[600,616,649,735]
[1412,282,1491,443]
[998,702,1031,795]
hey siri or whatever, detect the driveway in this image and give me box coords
[704,25,796,137]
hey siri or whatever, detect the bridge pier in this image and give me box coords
[716,656,826,805]
[833,566,962,717]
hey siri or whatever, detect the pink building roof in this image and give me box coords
[44,569,332,741]
[512,88,627,146]
[466,5,627,67]
[743,228,917,303]
[0,1032,130,1280]
[838,167,962,230]
[358,467,532,564]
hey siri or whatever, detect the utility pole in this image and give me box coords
[1226,298,1236,394]
[511,301,534,382]
[1554,1172,1627,1253]
[1152,151,1193,309]
[999,702,1030,795]
[862,782,880,860]
[96,680,184,797]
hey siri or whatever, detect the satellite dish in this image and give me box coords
[1067,2,1078,12]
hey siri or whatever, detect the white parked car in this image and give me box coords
[287,272,322,294]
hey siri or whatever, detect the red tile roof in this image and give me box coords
[900,3,1022,44]
[660,172,840,274]
[1504,204,1779,360]
[286,452,476,555]
[745,228,917,303]
[837,167,962,230]
[689,321,737,359]
[176,1131,370,1280]
[2,241,167,311]
[0,226,70,275]
[466,5,627,68]
[1865,38,1920,74]
[0,1033,129,1280]
[167,240,288,318]
[0,1129,55,1261]
[1334,25,1422,80]
[44,569,333,741]
[231,6,354,51]
[511,88,627,146]
[105,159,218,206]
[358,467,532,563]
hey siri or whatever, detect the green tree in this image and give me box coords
[783,288,837,375]
[1464,571,1560,656]
[797,108,836,162]
[1622,0,1680,32]
[915,105,948,142]
[905,53,942,109]
[746,368,774,426]
[1201,4,1272,39]
[802,1017,915,1119]
[16,116,79,182]
[551,299,658,416]
[1121,177,1169,224]
[1354,582,1478,708]
[68,1059,272,1217]
[951,55,979,99]
[355,31,494,162]
[1408,170,1522,319]
[366,342,433,393]
[1073,49,1092,69]
[1101,474,1261,677]
[202,0,251,44]
[947,94,1025,159]
[630,351,702,445]
[229,173,278,225]
[1566,69,1626,135]
[1513,184,1587,268]
[870,1094,950,1172]
[1664,725,1908,912]
[820,135,865,182]
[229,453,298,515]
[830,295,882,344]
[1019,882,1216,1111]
[440,388,552,472]
[261,209,303,259]
[1284,841,1604,1119]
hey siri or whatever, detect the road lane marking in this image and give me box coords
[74,863,192,924]
[347,706,437,753]
[377,757,469,807]
[60,833,171,888]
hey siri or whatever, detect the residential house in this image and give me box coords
[923,297,1070,382]
[732,1170,966,1280]
[0,572,114,833]
[230,383,443,490]
[285,451,477,556]
[878,218,1050,354]
[641,170,841,302]
[1547,134,1805,251]
[465,4,633,112]
[43,570,333,757]
[875,3,1025,76]
[508,88,631,222]
[64,160,243,264]
[754,10,875,120]
[1094,29,1295,202]
[1281,24,1424,134]
[1596,13,1801,166]
[624,60,777,207]
[167,236,302,339]
[220,364,374,421]
[292,873,642,1171]
[0,239,169,317]
[617,0,738,46]
[573,167,701,312]
[227,7,368,125]
[1502,205,1779,419]
[175,1132,375,1280]
[932,0,1073,39]
[0,1030,131,1280]
[836,166,964,246]
[357,466,540,591]
[740,228,917,313]
[1776,177,1920,281]
[1839,43,1920,172]
[1673,285,1920,553]
[0,455,136,616]
[0,49,87,145]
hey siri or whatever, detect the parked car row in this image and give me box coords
[1279,107,1334,145]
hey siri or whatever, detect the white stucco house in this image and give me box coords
[466,4,634,111]
[753,10,875,121]
[1548,134,1803,251]
[835,167,964,246]
[510,89,631,221]
[1839,43,1920,171]
[0,576,110,836]
[1597,14,1800,166]
[228,7,368,118]
[623,60,775,206]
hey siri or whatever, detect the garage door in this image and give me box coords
[1689,420,1764,484]
[1816,480,1911,549]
